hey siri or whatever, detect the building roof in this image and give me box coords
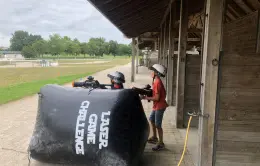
[88,0,170,37]
[87,0,259,39]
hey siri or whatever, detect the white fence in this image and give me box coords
[0,59,59,68]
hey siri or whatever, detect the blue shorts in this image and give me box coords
[149,109,166,128]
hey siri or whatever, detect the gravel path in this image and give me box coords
[0,63,132,166]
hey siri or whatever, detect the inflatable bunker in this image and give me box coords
[28,84,149,166]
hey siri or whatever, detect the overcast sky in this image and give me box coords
[0,0,131,47]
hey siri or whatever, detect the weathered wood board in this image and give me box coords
[183,54,201,128]
[215,12,260,166]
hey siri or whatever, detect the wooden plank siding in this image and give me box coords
[183,54,201,127]
[215,11,260,166]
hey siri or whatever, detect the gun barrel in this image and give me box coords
[72,81,85,87]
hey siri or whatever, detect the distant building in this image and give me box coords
[0,51,24,60]
[0,46,9,50]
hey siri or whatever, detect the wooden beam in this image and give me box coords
[234,0,252,13]
[227,4,241,17]
[225,14,232,22]
[162,21,167,66]
[226,6,239,18]
[241,0,255,11]
[160,0,176,27]
[256,11,260,53]
[131,38,136,82]
[246,0,260,10]
[228,0,247,16]
[167,2,176,105]
[188,28,203,33]
[136,38,139,74]
[176,38,201,41]
[164,15,170,67]
[226,10,237,20]
[176,0,188,128]
[141,37,200,41]
[159,27,163,64]
[198,0,225,166]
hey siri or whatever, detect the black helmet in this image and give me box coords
[107,71,125,84]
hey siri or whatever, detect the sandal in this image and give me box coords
[152,142,165,151]
[147,136,158,144]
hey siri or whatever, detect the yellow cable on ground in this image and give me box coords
[177,116,193,166]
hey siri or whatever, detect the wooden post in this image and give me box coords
[198,0,224,165]
[136,38,139,74]
[164,15,170,90]
[159,29,163,64]
[131,38,136,82]
[164,16,170,67]
[162,22,167,66]
[176,0,188,128]
[167,2,176,105]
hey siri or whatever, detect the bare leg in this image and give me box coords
[157,127,163,143]
[150,121,157,138]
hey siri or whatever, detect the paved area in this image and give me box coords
[0,63,195,166]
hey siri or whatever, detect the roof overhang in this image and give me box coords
[87,0,171,38]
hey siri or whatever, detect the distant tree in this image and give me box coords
[10,30,43,51]
[21,45,37,58]
[9,30,132,57]
[63,36,72,54]
[117,44,132,55]
[72,38,81,55]
[32,40,48,57]
[67,42,81,55]
[48,34,65,55]
[10,31,29,51]
[87,37,106,56]
[27,34,43,45]
[108,40,118,56]
[80,42,89,57]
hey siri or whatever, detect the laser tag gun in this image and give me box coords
[72,76,112,89]
[132,84,153,102]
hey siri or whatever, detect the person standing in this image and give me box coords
[134,64,168,151]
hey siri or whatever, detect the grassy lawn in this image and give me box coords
[0,58,130,104]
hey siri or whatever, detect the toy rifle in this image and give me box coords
[132,84,153,102]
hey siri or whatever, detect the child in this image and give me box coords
[141,64,168,151]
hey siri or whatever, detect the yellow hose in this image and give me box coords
[177,116,193,166]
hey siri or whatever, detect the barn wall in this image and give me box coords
[215,11,260,166]
[183,54,201,127]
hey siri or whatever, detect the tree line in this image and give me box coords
[9,30,132,58]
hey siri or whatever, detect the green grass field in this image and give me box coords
[0,58,130,104]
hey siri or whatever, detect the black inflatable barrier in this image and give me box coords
[28,84,149,166]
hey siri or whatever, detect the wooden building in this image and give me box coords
[88,0,260,165]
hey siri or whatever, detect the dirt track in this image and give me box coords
[0,63,132,166]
